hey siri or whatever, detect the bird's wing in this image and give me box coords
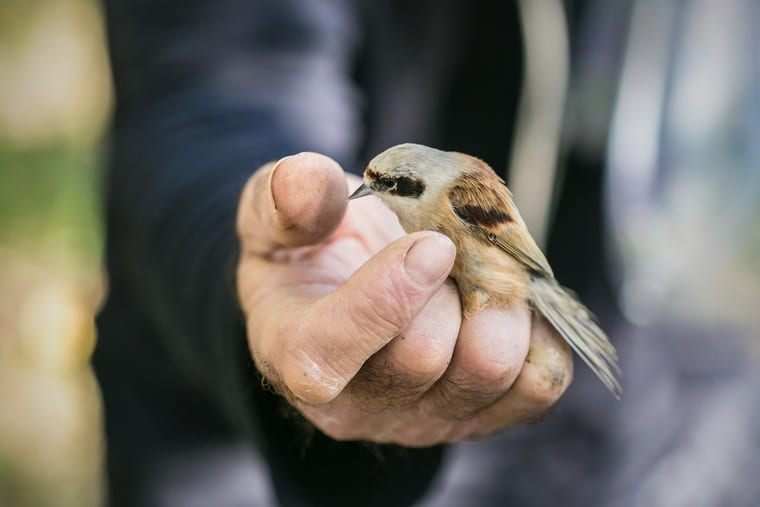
[448,175,553,277]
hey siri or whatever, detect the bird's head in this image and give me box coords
[348,143,461,221]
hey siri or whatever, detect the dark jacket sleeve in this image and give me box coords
[101,0,362,427]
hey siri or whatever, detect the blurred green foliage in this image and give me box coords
[0,143,102,267]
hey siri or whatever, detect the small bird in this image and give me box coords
[349,143,621,397]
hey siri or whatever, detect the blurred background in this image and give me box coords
[0,0,109,505]
[0,0,758,506]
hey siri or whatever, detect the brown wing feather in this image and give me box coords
[446,153,620,396]
[447,156,553,277]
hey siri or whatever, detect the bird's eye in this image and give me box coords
[379,176,396,188]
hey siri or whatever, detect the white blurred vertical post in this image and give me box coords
[508,0,569,248]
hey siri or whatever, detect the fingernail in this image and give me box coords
[405,233,456,286]
[269,155,295,211]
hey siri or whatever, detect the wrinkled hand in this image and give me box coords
[236,153,572,447]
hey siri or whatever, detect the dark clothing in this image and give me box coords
[96,2,528,504]
[94,1,760,506]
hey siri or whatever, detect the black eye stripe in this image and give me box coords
[370,173,425,197]
[390,176,425,197]
[372,176,395,191]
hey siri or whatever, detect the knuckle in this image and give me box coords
[405,350,451,381]
[453,320,530,393]
[275,315,364,405]
[521,344,574,406]
[352,302,401,341]
[392,334,452,381]
[472,356,520,386]
[457,346,521,388]
[279,347,346,405]
[350,279,413,339]
[521,361,571,409]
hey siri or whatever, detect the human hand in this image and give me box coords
[236,153,572,446]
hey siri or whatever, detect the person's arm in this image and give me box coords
[102,0,362,424]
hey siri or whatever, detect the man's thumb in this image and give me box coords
[279,231,456,404]
[237,152,348,255]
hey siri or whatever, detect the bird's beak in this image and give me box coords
[347,182,373,200]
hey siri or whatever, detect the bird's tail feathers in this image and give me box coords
[530,276,622,398]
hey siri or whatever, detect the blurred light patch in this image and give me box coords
[0,0,110,506]
[0,0,111,147]
[607,0,760,336]
[0,248,104,507]
[508,0,569,248]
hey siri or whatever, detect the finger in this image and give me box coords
[470,314,573,433]
[425,306,531,419]
[236,152,348,255]
[347,280,462,410]
[275,231,456,404]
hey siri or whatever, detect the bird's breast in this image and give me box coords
[446,233,531,316]
[391,200,531,316]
